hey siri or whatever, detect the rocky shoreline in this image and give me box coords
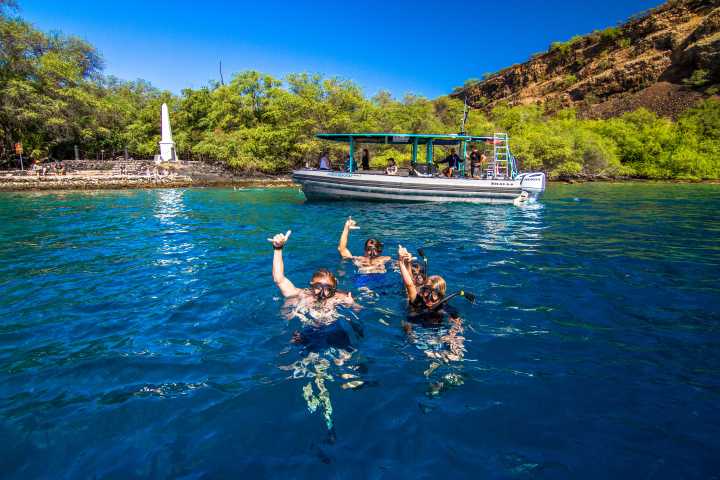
[0,174,296,191]
[0,160,295,192]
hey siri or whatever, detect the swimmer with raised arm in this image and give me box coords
[398,245,447,313]
[337,217,392,274]
[270,230,358,322]
[398,245,466,369]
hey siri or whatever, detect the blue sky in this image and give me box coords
[22,0,663,98]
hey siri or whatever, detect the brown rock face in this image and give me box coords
[454,0,720,118]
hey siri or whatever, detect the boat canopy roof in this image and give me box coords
[316,132,495,146]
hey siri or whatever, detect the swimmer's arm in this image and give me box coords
[338,217,356,259]
[272,248,301,298]
[398,256,418,302]
[339,292,362,310]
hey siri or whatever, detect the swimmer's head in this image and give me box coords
[364,238,383,258]
[310,269,337,300]
[410,261,427,286]
[418,275,446,309]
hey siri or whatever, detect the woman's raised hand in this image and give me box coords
[268,230,292,249]
[345,216,359,230]
[398,244,412,264]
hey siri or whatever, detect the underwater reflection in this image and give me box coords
[279,306,366,433]
[151,189,200,272]
[403,314,467,396]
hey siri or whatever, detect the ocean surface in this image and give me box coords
[1,183,719,479]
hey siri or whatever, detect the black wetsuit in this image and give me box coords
[470,151,481,176]
[361,153,369,170]
[407,298,459,326]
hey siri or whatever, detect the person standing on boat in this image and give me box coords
[361,149,370,171]
[437,148,463,177]
[469,145,482,178]
[338,217,392,274]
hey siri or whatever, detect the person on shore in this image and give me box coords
[469,146,482,178]
[319,152,331,170]
[385,158,398,176]
[338,217,392,274]
[361,149,370,171]
[437,148,462,177]
[270,230,358,320]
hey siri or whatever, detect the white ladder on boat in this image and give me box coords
[488,133,509,179]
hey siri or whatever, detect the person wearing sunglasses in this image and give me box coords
[337,216,392,274]
[269,230,358,319]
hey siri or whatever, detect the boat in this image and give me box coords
[292,132,546,204]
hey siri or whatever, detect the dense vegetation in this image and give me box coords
[1,4,719,179]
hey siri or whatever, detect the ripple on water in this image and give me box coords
[0,184,719,478]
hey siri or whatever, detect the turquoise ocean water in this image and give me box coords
[0,183,719,478]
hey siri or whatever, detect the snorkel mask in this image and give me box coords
[364,239,383,258]
[310,281,336,300]
[410,261,427,286]
[418,284,443,309]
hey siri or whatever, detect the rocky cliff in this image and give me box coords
[455,0,720,118]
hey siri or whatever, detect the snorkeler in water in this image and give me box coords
[398,245,447,314]
[337,217,392,274]
[398,245,466,395]
[270,230,359,321]
[270,230,366,435]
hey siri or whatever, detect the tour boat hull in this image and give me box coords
[292,170,545,204]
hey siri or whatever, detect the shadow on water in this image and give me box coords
[0,184,719,478]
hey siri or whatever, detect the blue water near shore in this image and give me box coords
[1,184,719,479]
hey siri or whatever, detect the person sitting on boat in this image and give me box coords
[385,158,398,176]
[319,152,331,170]
[338,217,392,274]
[437,148,463,177]
[344,154,358,172]
[361,149,370,170]
[269,230,358,322]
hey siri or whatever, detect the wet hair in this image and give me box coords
[426,275,446,297]
[364,238,383,251]
[310,268,337,288]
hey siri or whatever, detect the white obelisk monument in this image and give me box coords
[159,103,176,162]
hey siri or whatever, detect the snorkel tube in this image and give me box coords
[433,290,476,308]
[417,248,428,273]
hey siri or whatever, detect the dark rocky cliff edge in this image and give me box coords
[454,0,720,118]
